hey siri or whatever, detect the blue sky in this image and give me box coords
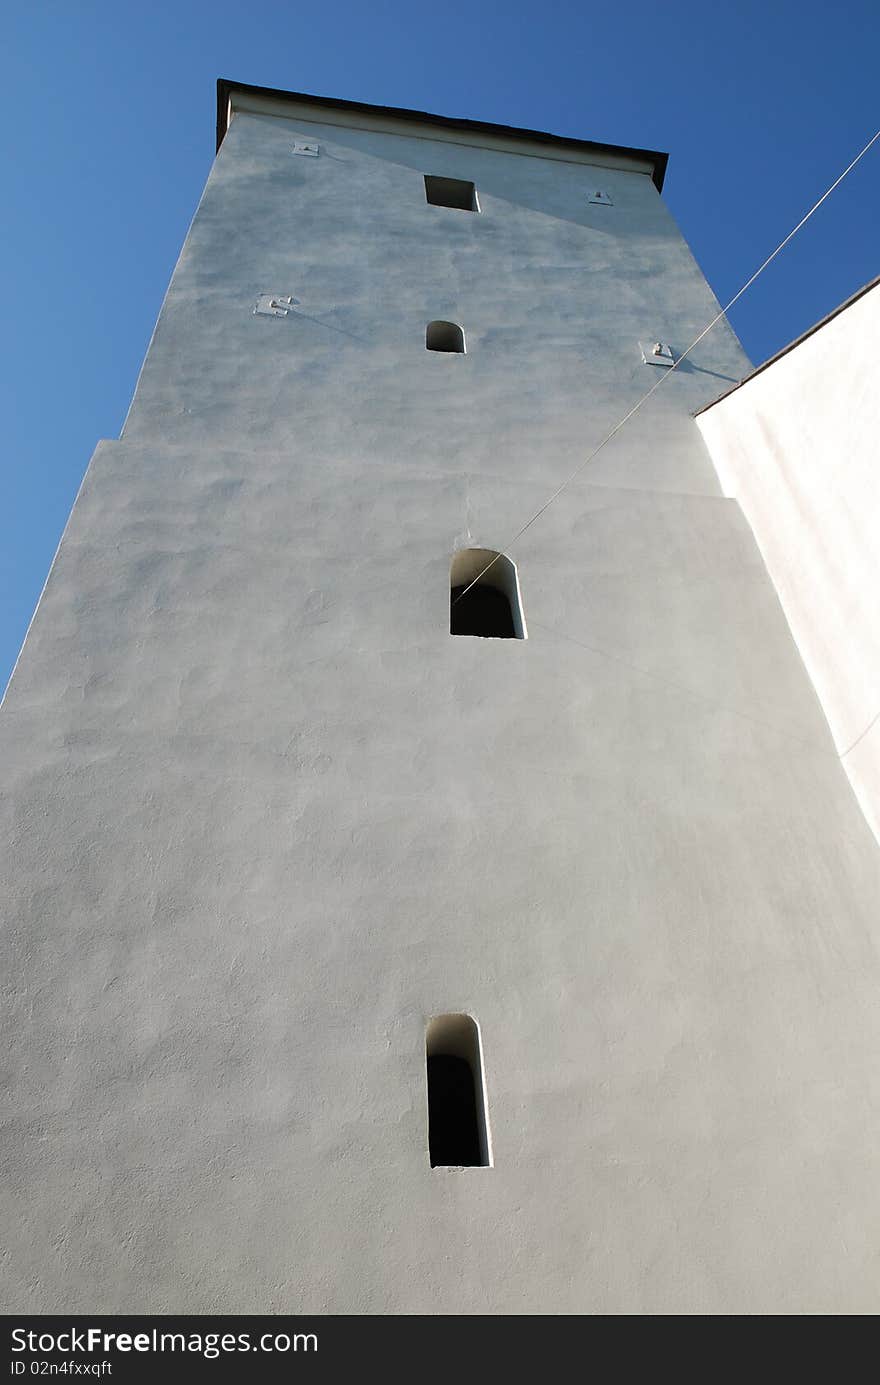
[2,0,878,691]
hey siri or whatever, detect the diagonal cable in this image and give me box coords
[453,125,880,607]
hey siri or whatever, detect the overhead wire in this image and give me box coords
[452,124,880,608]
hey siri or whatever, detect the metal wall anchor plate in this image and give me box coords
[588,190,613,205]
[640,340,675,367]
[291,142,319,156]
[254,295,298,317]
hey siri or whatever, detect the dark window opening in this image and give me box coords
[426,1014,491,1168]
[424,175,479,212]
[427,1056,482,1167]
[450,548,526,639]
[427,320,465,353]
[451,583,515,638]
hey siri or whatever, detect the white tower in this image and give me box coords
[3,82,880,1314]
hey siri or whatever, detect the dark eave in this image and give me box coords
[216,78,668,192]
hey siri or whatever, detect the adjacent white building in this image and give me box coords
[2,81,879,1314]
[697,276,880,850]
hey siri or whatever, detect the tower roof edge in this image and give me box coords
[215,77,669,191]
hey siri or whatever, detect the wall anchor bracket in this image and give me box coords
[588,189,613,205]
[640,340,675,367]
[254,295,299,318]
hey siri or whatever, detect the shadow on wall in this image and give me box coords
[234,111,670,245]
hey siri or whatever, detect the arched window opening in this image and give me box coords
[426,1014,492,1168]
[424,175,479,213]
[450,548,526,639]
[426,320,466,354]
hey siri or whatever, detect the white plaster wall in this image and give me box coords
[697,283,880,844]
[121,107,749,493]
[3,103,880,1315]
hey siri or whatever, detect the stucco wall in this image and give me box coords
[3,102,880,1314]
[697,282,880,845]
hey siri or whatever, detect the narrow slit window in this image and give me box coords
[426,1014,492,1168]
[426,320,465,353]
[424,175,479,212]
[450,548,527,639]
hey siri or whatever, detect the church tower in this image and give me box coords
[3,81,880,1314]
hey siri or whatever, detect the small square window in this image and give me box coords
[424,175,479,213]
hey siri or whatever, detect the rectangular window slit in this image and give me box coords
[424,175,479,212]
[426,1014,492,1167]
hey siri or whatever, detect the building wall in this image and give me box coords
[3,101,880,1314]
[697,280,880,847]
